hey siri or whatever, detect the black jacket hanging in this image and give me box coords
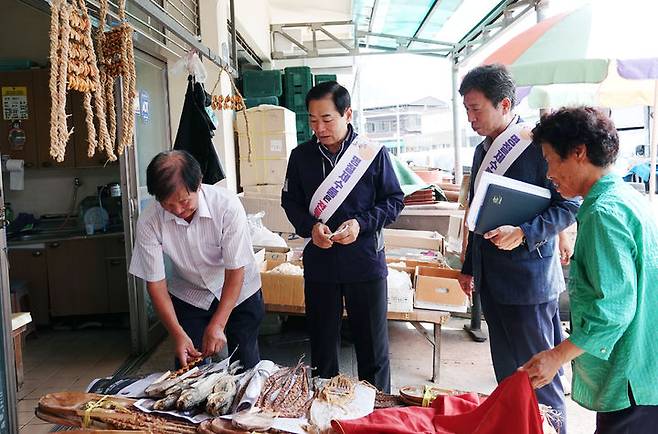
[173,75,226,184]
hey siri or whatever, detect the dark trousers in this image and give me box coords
[304,278,391,393]
[596,387,658,434]
[171,290,265,370]
[481,294,567,434]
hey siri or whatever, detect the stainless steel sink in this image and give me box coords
[10,229,83,242]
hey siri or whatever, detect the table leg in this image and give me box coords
[464,290,488,342]
[432,323,441,384]
[13,333,23,388]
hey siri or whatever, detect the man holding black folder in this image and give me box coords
[457,65,579,432]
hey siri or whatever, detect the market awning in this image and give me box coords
[270,0,540,62]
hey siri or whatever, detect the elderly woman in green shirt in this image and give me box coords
[521,106,658,433]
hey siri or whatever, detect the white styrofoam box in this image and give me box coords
[238,193,296,234]
[242,184,284,200]
[238,132,297,160]
[236,106,297,160]
[239,158,288,187]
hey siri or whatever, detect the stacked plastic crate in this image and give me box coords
[241,70,282,108]
[314,74,337,85]
[282,66,313,144]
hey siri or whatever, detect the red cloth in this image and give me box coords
[332,371,544,434]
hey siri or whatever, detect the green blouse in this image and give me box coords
[569,174,658,411]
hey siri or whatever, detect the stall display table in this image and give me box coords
[264,304,450,383]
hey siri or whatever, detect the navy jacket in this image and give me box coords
[281,127,404,283]
[462,123,579,305]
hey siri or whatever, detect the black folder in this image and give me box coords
[474,183,550,235]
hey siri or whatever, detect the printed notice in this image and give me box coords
[2,87,28,120]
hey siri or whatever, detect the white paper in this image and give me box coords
[116,372,167,398]
[236,360,279,412]
[6,159,24,190]
[221,413,308,434]
[467,171,551,231]
[309,383,376,432]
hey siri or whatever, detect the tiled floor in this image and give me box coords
[17,328,131,433]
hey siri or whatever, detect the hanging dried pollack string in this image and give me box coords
[48,0,111,162]
[96,0,137,158]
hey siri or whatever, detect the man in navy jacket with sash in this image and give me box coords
[458,65,579,433]
[281,81,404,392]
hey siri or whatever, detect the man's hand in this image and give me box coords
[202,322,228,358]
[312,222,333,249]
[484,225,525,250]
[558,231,573,265]
[173,331,202,367]
[458,273,473,296]
[519,349,563,389]
[331,219,360,245]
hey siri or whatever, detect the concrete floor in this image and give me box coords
[137,314,596,434]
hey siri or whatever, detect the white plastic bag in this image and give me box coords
[247,211,287,248]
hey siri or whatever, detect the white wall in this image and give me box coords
[235,0,272,62]
[269,0,351,23]
[3,167,120,217]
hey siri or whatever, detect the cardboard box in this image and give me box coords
[383,228,445,254]
[239,158,288,187]
[236,106,297,160]
[238,193,295,234]
[237,131,297,161]
[260,260,305,307]
[386,257,448,282]
[236,105,297,135]
[264,247,293,262]
[414,267,468,313]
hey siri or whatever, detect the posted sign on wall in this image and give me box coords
[2,86,28,120]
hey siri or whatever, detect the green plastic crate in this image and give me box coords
[244,96,279,108]
[242,70,282,98]
[295,112,312,144]
[283,67,313,112]
[314,74,337,85]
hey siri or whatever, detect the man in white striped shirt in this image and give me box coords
[129,150,263,369]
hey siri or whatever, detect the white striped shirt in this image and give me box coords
[129,184,261,310]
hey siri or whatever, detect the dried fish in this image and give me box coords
[206,376,238,416]
[145,366,199,397]
[232,409,275,431]
[153,389,181,411]
[177,372,226,411]
[256,360,313,418]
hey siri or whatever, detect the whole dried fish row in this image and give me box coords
[95,410,196,433]
[256,361,313,418]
